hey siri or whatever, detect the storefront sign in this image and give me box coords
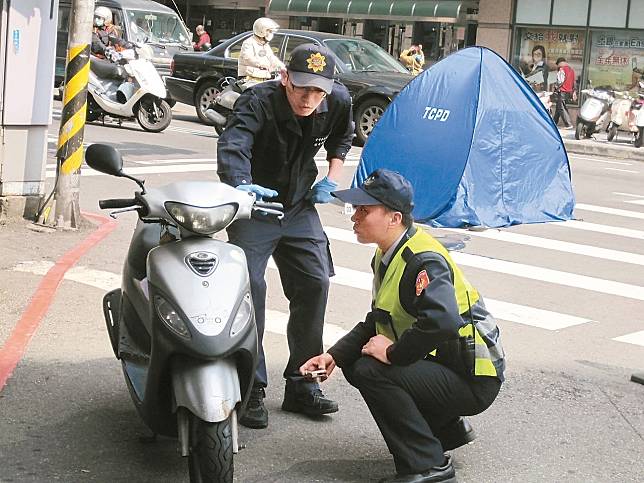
[588,30,644,91]
[514,28,585,93]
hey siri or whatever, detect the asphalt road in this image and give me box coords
[0,102,642,482]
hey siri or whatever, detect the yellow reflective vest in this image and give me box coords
[373,228,501,378]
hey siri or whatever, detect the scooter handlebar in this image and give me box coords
[99,198,138,209]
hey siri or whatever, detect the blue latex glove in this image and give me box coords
[236,184,278,201]
[415,54,423,63]
[306,176,338,204]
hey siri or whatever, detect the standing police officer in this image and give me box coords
[217,44,354,429]
[301,170,505,483]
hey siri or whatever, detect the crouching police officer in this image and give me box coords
[217,44,354,429]
[301,170,505,483]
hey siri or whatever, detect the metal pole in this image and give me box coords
[53,0,95,229]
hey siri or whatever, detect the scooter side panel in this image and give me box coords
[172,357,241,423]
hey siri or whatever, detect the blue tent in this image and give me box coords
[353,47,575,228]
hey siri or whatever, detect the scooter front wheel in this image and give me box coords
[607,123,618,142]
[575,121,584,140]
[136,98,172,132]
[188,413,233,483]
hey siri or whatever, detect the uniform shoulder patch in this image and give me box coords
[415,270,431,296]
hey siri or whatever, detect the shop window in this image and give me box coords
[629,1,644,29]
[515,0,551,25]
[588,30,644,91]
[513,27,585,97]
[552,0,588,26]
[590,0,628,28]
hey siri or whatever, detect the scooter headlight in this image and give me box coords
[165,202,238,235]
[230,293,252,337]
[155,295,191,339]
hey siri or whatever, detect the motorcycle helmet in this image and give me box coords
[94,6,112,27]
[253,17,279,42]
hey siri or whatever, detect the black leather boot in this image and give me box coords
[239,384,268,429]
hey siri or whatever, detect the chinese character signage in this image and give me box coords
[588,30,644,91]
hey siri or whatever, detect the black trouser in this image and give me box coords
[343,356,501,474]
[553,91,573,127]
[227,201,333,392]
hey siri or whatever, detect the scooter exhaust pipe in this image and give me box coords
[205,109,227,126]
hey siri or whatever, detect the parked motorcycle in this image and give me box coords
[85,143,283,482]
[606,91,641,142]
[206,74,280,136]
[635,92,644,148]
[575,87,614,140]
[88,44,172,132]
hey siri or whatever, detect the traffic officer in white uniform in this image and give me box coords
[238,17,285,81]
[301,169,505,483]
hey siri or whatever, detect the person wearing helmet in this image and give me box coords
[91,6,121,58]
[238,17,285,81]
[217,44,354,430]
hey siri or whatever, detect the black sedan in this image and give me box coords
[165,29,414,145]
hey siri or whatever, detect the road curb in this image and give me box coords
[0,212,117,391]
[562,139,644,162]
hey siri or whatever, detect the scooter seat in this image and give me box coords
[90,56,127,80]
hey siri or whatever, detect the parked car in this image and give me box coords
[165,29,414,145]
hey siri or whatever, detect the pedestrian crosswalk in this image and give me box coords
[11,206,644,348]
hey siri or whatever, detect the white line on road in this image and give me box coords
[568,155,632,166]
[575,203,644,220]
[323,226,644,302]
[613,192,644,198]
[439,227,644,266]
[624,199,644,206]
[612,330,644,347]
[603,167,640,174]
[12,258,593,332]
[552,220,644,240]
[10,261,348,347]
[267,257,592,330]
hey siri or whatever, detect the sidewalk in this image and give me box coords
[559,126,644,162]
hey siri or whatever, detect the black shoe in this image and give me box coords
[437,417,476,451]
[281,387,338,416]
[239,384,268,429]
[379,455,456,482]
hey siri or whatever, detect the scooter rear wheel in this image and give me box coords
[188,413,233,483]
[607,123,618,142]
[636,127,644,148]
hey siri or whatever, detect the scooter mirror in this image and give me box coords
[85,144,124,176]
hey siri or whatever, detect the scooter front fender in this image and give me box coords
[172,357,241,423]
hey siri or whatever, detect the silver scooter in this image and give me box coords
[86,144,282,482]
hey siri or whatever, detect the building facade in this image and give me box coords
[510,0,644,97]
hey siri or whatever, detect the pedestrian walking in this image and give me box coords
[217,43,354,429]
[553,57,576,129]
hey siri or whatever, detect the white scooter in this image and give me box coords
[88,44,172,132]
[606,91,640,142]
[575,86,614,140]
[635,92,644,148]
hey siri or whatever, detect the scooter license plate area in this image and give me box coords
[147,239,250,338]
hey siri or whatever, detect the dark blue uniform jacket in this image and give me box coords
[217,79,353,207]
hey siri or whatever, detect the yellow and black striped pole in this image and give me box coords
[52,0,95,229]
